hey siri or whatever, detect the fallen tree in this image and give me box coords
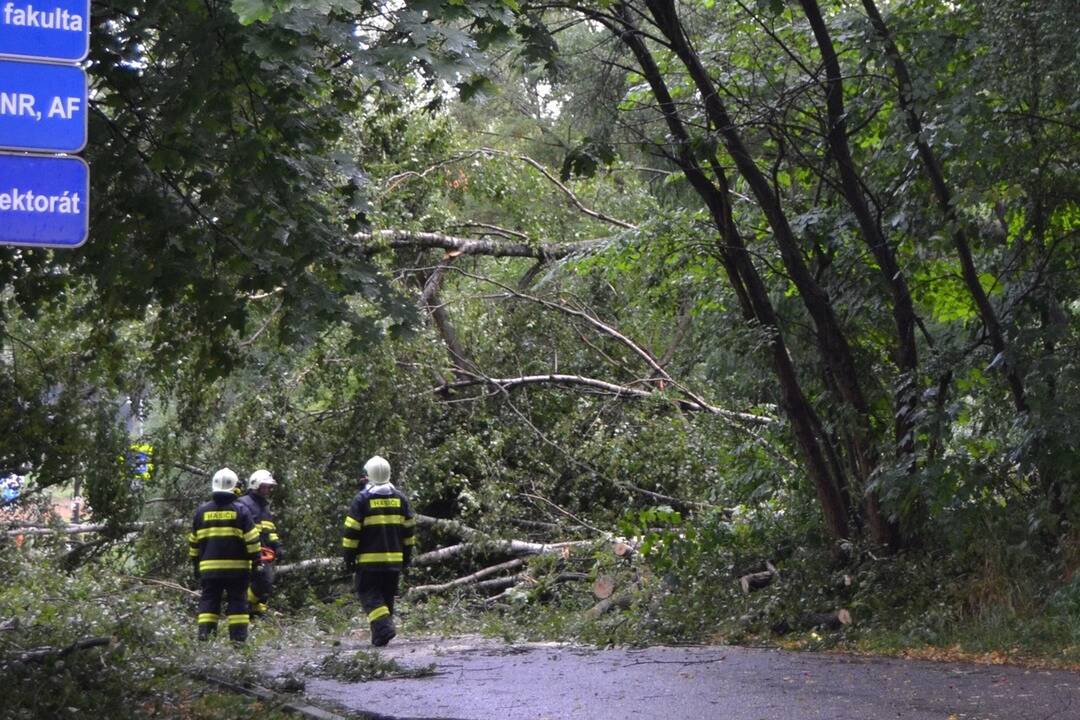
[406,558,526,597]
[277,514,601,577]
[6,514,608,602]
[3,637,113,667]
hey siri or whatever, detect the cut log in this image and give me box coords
[739,562,778,594]
[585,592,632,619]
[592,574,616,600]
[771,608,852,635]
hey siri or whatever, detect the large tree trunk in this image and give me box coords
[607,4,851,541]
[798,0,921,547]
[638,0,886,541]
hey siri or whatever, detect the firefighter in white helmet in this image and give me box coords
[342,455,415,646]
[236,469,283,617]
[187,468,261,642]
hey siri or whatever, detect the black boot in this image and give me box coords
[370,617,396,647]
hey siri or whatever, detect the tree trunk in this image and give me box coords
[606,4,851,541]
[799,0,921,547]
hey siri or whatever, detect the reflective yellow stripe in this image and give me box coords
[246,542,261,554]
[247,588,259,603]
[195,527,243,540]
[358,552,403,564]
[367,606,390,622]
[199,559,250,571]
[227,614,249,625]
[186,532,197,543]
[369,498,401,509]
[197,613,218,624]
[364,515,403,527]
[261,521,276,530]
[188,548,199,557]
[344,516,363,530]
[243,528,260,542]
[403,518,415,528]
[403,536,416,546]
[268,533,280,542]
[342,537,359,548]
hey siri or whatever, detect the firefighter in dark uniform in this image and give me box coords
[188,467,262,642]
[342,455,416,646]
[236,469,283,617]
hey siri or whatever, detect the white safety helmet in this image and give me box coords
[211,467,239,493]
[248,469,277,491]
[363,455,391,486]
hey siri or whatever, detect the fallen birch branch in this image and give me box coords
[5,519,186,537]
[482,572,589,603]
[277,514,601,576]
[6,636,112,665]
[121,574,199,598]
[406,558,526,597]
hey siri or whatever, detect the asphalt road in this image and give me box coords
[293,635,1079,720]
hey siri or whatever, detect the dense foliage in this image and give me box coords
[1,0,1079,713]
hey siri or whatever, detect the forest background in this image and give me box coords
[0,0,1078,717]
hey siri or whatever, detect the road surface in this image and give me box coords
[285,635,1078,720]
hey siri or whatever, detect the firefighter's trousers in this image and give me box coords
[248,562,275,615]
[197,574,249,642]
[353,569,400,646]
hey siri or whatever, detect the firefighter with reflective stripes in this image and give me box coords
[342,455,416,646]
[188,468,262,642]
[236,469,283,617]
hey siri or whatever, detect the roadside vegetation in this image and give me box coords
[2,0,1078,715]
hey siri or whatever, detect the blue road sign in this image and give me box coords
[0,152,89,248]
[0,59,85,152]
[0,0,89,62]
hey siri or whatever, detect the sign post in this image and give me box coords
[0,0,90,248]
